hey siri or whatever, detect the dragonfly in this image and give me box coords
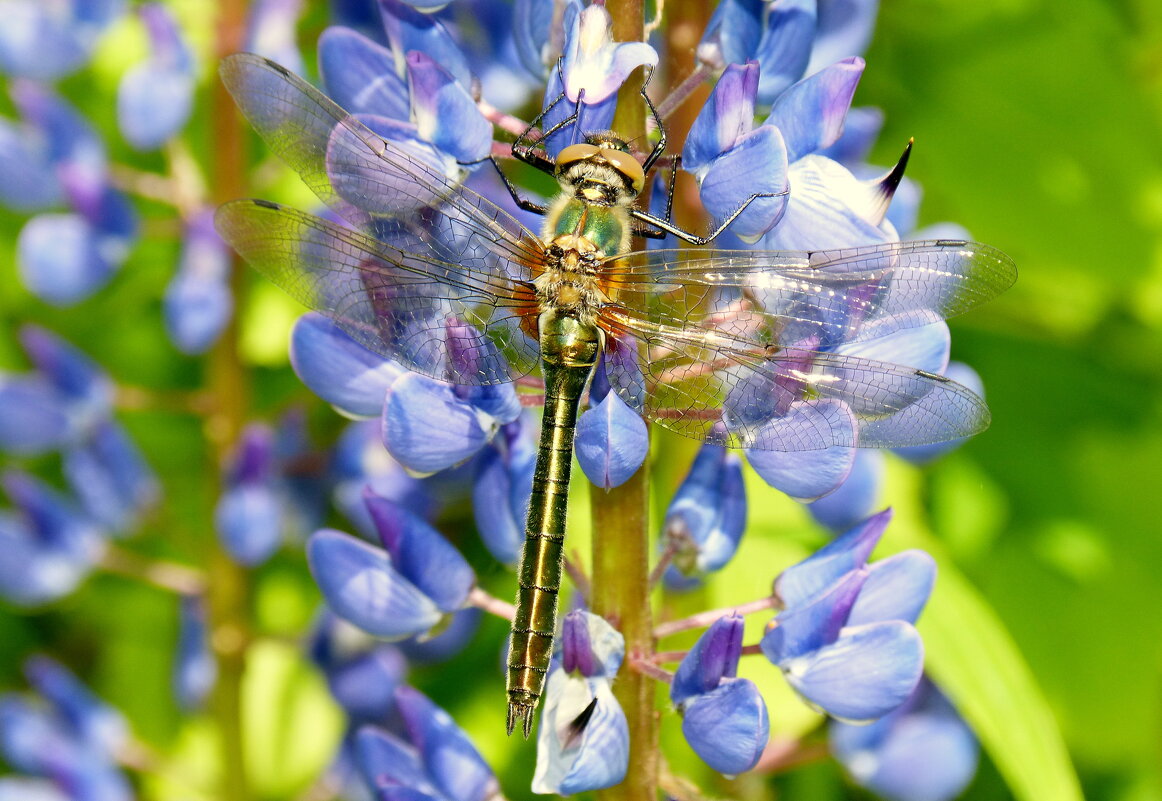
[214,53,1016,738]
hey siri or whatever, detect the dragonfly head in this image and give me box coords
[555,134,645,207]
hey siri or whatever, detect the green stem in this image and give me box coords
[207,1,252,799]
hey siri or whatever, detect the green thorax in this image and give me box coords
[545,196,631,258]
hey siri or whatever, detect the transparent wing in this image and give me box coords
[219,53,542,293]
[601,240,1016,349]
[216,199,542,383]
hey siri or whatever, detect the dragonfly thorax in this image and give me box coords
[534,234,611,325]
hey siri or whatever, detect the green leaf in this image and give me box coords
[242,639,345,797]
[886,465,1084,801]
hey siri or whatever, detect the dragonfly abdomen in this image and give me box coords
[506,310,601,738]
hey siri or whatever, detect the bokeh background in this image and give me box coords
[1,0,1160,799]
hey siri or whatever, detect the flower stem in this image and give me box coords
[207,0,252,798]
[99,544,206,595]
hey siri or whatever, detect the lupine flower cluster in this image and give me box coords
[0,0,999,799]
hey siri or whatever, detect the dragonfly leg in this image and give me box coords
[485,155,550,216]
[629,188,790,245]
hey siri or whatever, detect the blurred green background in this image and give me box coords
[1,0,1161,799]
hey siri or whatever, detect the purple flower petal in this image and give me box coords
[560,610,623,679]
[363,489,474,612]
[24,656,128,756]
[753,0,817,103]
[575,387,648,489]
[62,420,159,534]
[765,57,864,162]
[807,449,884,533]
[245,0,305,76]
[698,126,789,241]
[319,26,408,120]
[381,373,497,474]
[681,679,768,775]
[0,118,62,211]
[307,529,442,639]
[533,672,628,794]
[775,508,891,608]
[0,377,72,455]
[165,211,233,354]
[0,777,70,801]
[671,613,744,706]
[215,484,283,566]
[395,685,499,801]
[745,400,857,500]
[848,550,935,626]
[783,620,924,722]
[0,0,124,80]
[379,0,471,88]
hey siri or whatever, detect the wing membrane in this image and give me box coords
[216,199,541,383]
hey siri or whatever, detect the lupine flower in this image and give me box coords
[471,416,535,565]
[63,418,160,534]
[807,449,885,533]
[331,420,438,535]
[354,686,499,801]
[539,1,658,156]
[0,471,105,606]
[311,613,409,725]
[574,355,649,489]
[9,82,137,304]
[533,610,629,794]
[307,490,474,639]
[670,613,768,775]
[164,209,234,354]
[23,657,128,760]
[761,509,933,721]
[116,3,196,150]
[0,0,125,80]
[215,424,286,566]
[173,594,217,710]
[660,440,747,590]
[0,325,112,455]
[246,0,306,76]
[831,677,979,801]
[0,777,69,801]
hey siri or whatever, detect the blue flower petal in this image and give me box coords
[561,610,624,678]
[807,0,879,74]
[19,324,112,409]
[382,373,497,474]
[753,0,816,103]
[696,0,763,69]
[363,489,474,612]
[698,126,789,241]
[327,646,407,723]
[560,3,657,105]
[671,613,743,706]
[683,62,759,172]
[471,422,532,566]
[783,620,924,722]
[379,0,472,88]
[24,655,128,756]
[307,529,441,639]
[165,212,233,354]
[575,388,648,489]
[215,484,283,566]
[775,508,891,608]
[836,313,949,375]
[398,607,481,663]
[17,213,115,305]
[116,4,195,150]
[395,685,499,801]
[290,313,404,417]
[818,106,884,166]
[807,449,884,533]
[62,420,159,533]
[407,51,492,163]
[765,57,864,162]
[0,378,73,455]
[681,679,768,775]
[0,777,70,801]
[319,26,409,120]
[763,569,866,662]
[174,595,216,710]
[745,401,857,500]
[533,672,628,794]
[354,724,437,795]
[0,118,62,211]
[848,550,935,626]
[757,155,894,251]
[245,0,306,77]
[513,0,570,78]
[0,0,123,80]
[0,513,96,606]
[662,445,747,587]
